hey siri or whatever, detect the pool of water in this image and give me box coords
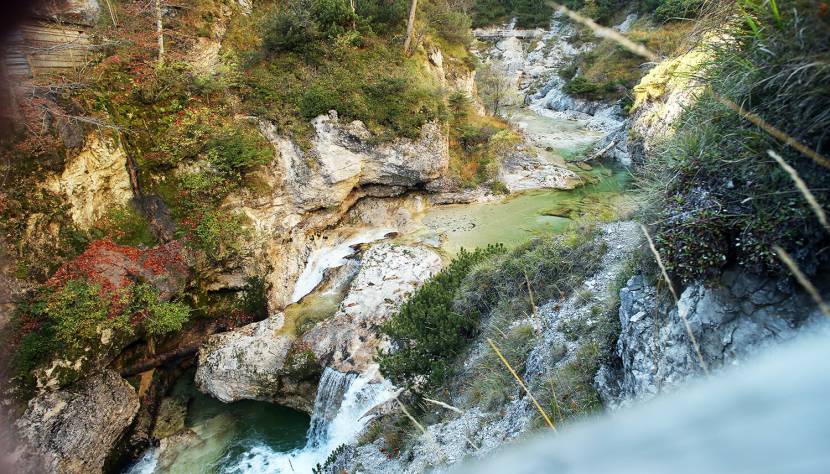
[418,162,633,256]
[129,372,310,474]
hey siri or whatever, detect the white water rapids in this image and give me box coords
[223,368,395,473]
[127,368,396,473]
[289,227,395,304]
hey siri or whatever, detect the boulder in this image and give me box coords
[270,111,449,213]
[194,315,319,412]
[44,133,133,229]
[14,370,140,474]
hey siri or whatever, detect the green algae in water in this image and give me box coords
[154,371,310,473]
[421,163,632,256]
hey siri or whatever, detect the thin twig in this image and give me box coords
[487,338,557,432]
[641,225,710,375]
[773,246,830,318]
[422,398,480,451]
[767,150,830,233]
[395,397,447,462]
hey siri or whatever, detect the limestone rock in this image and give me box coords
[596,271,824,407]
[302,243,443,373]
[498,150,579,192]
[274,111,449,213]
[45,133,133,229]
[194,314,318,412]
[14,370,140,474]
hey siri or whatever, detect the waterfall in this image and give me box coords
[306,368,359,448]
[290,227,394,304]
[224,368,396,473]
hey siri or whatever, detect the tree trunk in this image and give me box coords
[155,0,164,67]
[403,0,418,56]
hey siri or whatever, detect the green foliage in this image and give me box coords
[448,91,471,122]
[47,280,132,351]
[262,4,320,54]
[456,228,604,314]
[465,321,535,409]
[643,0,830,281]
[472,0,554,28]
[424,0,474,45]
[206,129,273,178]
[128,284,191,337]
[193,211,249,265]
[91,205,158,248]
[379,245,506,391]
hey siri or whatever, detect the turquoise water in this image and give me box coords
[419,162,633,256]
[141,372,310,473]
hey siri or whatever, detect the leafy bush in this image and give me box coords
[128,283,190,338]
[47,280,132,351]
[424,0,473,44]
[472,0,555,28]
[379,245,506,391]
[563,76,601,97]
[644,0,830,281]
[262,4,320,54]
[206,129,273,178]
[193,210,249,265]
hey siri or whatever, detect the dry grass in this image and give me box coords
[487,337,557,432]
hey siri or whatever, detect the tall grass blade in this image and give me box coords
[487,338,557,432]
[641,225,710,375]
[773,247,830,318]
[767,150,830,234]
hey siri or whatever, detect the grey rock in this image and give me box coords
[14,370,140,474]
[597,271,823,407]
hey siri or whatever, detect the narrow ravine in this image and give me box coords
[126,15,632,474]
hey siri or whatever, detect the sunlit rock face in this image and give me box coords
[194,242,442,411]
[44,133,133,229]
[194,314,319,413]
[302,243,443,373]
[596,271,825,408]
[224,112,449,308]
[15,370,140,474]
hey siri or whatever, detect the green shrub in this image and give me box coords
[379,245,506,391]
[91,205,157,248]
[312,0,356,37]
[128,284,191,338]
[563,76,601,97]
[262,4,320,54]
[193,211,249,265]
[425,0,473,44]
[472,0,555,28]
[47,280,132,351]
[206,128,273,178]
[643,0,830,281]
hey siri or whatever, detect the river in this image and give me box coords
[126,24,633,472]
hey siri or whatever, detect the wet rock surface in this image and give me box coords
[302,243,443,373]
[14,370,140,474]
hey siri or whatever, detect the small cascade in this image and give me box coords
[290,227,394,304]
[223,368,396,473]
[306,368,358,448]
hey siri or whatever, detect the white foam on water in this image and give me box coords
[224,368,396,473]
[289,227,394,304]
[124,448,158,474]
